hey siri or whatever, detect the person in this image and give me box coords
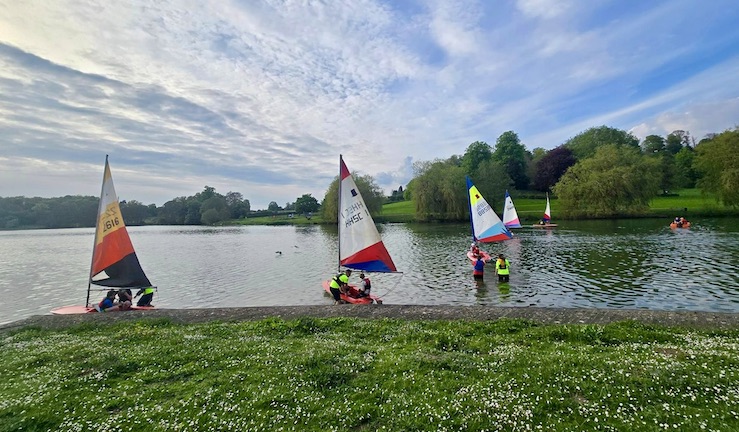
[358,272,371,297]
[134,286,155,307]
[495,254,511,282]
[473,256,486,280]
[117,289,133,311]
[470,242,480,258]
[328,269,352,304]
[94,290,119,312]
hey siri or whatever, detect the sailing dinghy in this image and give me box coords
[502,190,522,229]
[533,193,558,228]
[51,156,156,314]
[322,155,399,304]
[466,176,512,263]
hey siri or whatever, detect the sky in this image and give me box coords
[1,0,738,210]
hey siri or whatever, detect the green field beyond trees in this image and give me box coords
[1,318,737,431]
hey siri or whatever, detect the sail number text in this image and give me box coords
[103,217,121,232]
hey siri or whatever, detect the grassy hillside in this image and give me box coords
[229,189,735,226]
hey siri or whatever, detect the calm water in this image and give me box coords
[1,218,738,325]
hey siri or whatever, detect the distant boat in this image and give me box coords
[502,190,522,228]
[322,155,399,304]
[533,193,558,228]
[51,156,156,314]
[466,176,512,263]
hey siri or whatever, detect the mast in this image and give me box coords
[337,154,343,273]
[86,155,108,307]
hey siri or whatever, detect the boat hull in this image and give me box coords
[467,250,492,264]
[532,223,558,228]
[670,222,690,229]
[51,305,156,315]
[322,280,381,304]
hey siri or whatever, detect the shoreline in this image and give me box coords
[2,305,738,333]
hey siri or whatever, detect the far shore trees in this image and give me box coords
[694,128,739,207]
[553,145,660,217]
[321,171,385,223]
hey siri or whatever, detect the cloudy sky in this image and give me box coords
[1,0,738,209]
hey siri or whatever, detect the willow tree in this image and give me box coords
[553,145,660,218]
[411,159,467,221]
[694,128,739,207]
[320,172,386,224]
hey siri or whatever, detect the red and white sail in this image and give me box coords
[338,155,397,272]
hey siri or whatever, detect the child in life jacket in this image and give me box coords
[358,273,371,297]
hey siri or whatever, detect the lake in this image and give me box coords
[1,218,738,325]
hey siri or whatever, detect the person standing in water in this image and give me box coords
[495,254,511,282]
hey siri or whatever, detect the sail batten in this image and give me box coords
[338,155,397,273]
[466,176,513,243]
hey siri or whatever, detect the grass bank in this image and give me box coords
[2,317,738,431]
[230,189,736,225]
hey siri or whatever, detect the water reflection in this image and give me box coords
[1,218,738,325]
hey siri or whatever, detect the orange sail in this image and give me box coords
[89,156,151,288]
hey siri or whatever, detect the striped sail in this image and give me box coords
[502,190,522,228]
[466,176,513,243]
[543,193,552,223]
[90,156,152,288]
[338,155,397,272]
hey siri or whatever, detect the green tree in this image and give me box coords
[120,200,151,225]
[471,159,512,212]
[200,196,230,224]
[321,171,386,223]
[492,131,529,190]
[268,201,281,212]
[674,146,698,188]
[294,194,320,214]
[411,159,467,221]
[694,129,739,207]
[666,130,690,154]
[564,126,640,160]
[225,191,250,219]
[553,145,660,217]
[641,135,665,154]
[461,141,493,175]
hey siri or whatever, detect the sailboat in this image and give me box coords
[51,156,156,314]
[533,192,558,228]
[502,190,522,228]
[466,176,512,263]
[322,155,398,304]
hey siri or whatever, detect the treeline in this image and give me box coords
[382,126,737,220]
[0,186,251,230]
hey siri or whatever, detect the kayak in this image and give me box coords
[467,250,492,264]
[322,280,382,304]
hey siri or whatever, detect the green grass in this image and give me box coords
[226,189,736,226]
[1,318,738,431]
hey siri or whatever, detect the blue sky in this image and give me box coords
[1,0,738,209]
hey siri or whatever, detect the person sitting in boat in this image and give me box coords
[495,254,511,282]
[358,272,371,297]
[94,290,120,312]
[134,286,155,307]
[329,269,352,304]
[117,289,133,311]
[470,242,480,258]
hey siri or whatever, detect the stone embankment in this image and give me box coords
[2,305,738,333]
